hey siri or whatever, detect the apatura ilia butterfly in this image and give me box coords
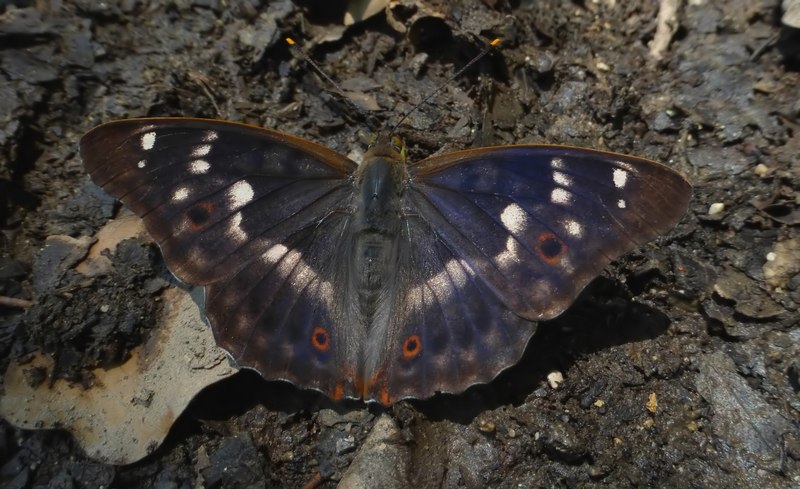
[80,117,691,405]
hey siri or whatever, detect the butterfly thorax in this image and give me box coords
[356,141,407,228]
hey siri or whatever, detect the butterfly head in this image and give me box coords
[364,133,406,163]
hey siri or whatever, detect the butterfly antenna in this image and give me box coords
[285,37,379,133]
[389,37,501,135]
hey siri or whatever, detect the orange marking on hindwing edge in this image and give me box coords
[331,382,345,401]
[535,232,567,264]
[360,368,397,406]
[355,375,365,399]
[378,388,392,406]
[330,368,358,401]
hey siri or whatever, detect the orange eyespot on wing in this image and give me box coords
[402,334,422,359]
[184,201,215,231]
[535,232,567,264]
[311,326,331,352]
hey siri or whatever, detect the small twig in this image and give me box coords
[389,38,502,136]
[650,0,682,60]
[0,296,34,308]
[187,71,223,118]
[750,32,779,62]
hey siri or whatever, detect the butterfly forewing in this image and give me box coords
[81,118,357,285]
[408,146,692,321]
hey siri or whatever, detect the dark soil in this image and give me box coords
[2,0,799,487]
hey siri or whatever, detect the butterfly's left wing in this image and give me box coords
[364,145,691,402]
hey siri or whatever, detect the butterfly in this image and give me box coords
[80,117,692,405]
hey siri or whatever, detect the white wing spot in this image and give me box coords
[496,235,522,269]
[227,211,247,242]
[137,160,146,169]
[550,157,565,170]
[192,144,211,157]
[564,220,583,237]
[141,131,156,150]
[500,203,527,234]
[613,168,628,189]
[425,268,453,304]
[561,256,574,274]
[406,286,424,310]
[203,130,219,142]
[262,244,288,264]
[445,259,470,288]
[318,280,335,310]
[276,249,301,278]
[553,171,572,187]
[189,159,211,174]
[172,187,190,201]
[408,259,474,308]
[617,199,627,209]
[551,188,572,205]
[228,180,254,207]
[259,247,331,309]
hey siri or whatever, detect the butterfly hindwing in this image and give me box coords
[361,214,538,403]
[204,208,359,396]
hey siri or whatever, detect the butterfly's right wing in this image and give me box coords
[81,118,365,399]
[361,145,690,403]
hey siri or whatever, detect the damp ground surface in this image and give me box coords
[1,0,799,487]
